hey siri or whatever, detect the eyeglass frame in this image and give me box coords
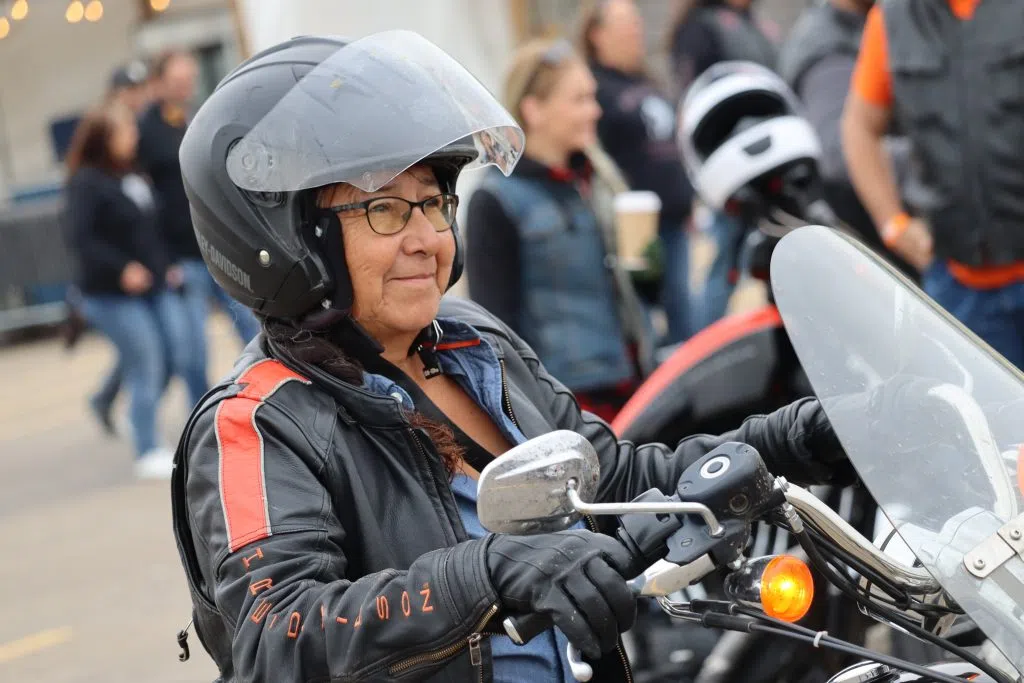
[327,192,460,236]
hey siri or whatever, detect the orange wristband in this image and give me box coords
[881,212,910,248]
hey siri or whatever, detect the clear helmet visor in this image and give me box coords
[226,30,525,193]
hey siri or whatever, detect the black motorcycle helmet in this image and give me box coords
[180,31,524,326]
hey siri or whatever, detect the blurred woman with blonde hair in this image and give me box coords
[466,37,651,421]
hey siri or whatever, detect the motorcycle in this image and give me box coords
[477,225,1024,683]
[617,163,886,682]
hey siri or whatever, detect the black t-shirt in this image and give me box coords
[590,63,694,229]
[136,102,202,261]
[362,354,499,473]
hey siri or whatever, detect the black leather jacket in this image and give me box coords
[172,297,839,682]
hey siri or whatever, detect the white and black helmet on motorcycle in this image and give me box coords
[678,61,822,217]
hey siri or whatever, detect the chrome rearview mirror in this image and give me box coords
[477,430,600,534]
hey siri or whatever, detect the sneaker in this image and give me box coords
[135,448,174,480]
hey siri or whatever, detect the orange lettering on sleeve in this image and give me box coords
[336,616,349,625]
[287,612,301,639]
[269,613,279,629]
[420,583,434,613]
[353,609,362,628]
[401,590,412,617]
[242,548,264,570]
[376,595,390,620]
[249,578,273,596]
[251,599,272,624]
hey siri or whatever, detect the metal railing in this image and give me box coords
[0,198,74,336]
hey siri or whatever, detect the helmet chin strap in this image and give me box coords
[297,305,444,380]
[408,319,444,379]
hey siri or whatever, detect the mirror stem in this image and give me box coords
[566,482,725,537]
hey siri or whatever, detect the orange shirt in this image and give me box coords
[849,0,1024,288]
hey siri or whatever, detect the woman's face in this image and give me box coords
[590,0,646,73]
[109,112,139,163]
[321,166,456,344]
[524,60,602,153]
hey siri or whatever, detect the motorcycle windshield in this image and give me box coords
[770,226,1024,674]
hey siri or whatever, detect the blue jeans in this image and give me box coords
[659,221,692,345]
[922,260,1024,369]
[83,291,209,457]
[181,259,261,349]
[692,211,748,334]
[91,262,260,412]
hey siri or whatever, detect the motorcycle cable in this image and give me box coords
[773,511,934,613]
[799,521,952,616]
[792,526,1015,683]
[801,522,917,608]
[667,600,972,683]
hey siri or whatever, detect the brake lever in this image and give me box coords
[627,555,717,597]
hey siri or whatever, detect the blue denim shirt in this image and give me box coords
[362,317,576,683]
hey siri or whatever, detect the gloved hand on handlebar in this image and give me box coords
[484,529,639,659]
[735,396,857,486]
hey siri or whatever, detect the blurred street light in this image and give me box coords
[0,17,9,39]
[65,0,84,23]
[84,0,102,21]
[150,0,170,11]
[10,0,28,21]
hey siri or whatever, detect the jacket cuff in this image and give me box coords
[439,539,500,624]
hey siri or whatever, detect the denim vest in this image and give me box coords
[883,0,1024,266]
[478,169,634,392]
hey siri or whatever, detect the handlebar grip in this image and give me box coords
[503,613,553,645]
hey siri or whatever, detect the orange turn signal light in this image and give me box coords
[724,554,815,623]
[760,555,814,622]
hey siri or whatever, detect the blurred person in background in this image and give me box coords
[664,0,780,333]
[841,0,1024,368]
[137,50,261,378]
[466,37,651,421]
[70,60,158,433]
[578,0,696,346]
[107,60,152,114]
[63,103,207,478]
[777,0,917,280]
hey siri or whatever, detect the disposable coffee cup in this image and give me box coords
[614,191,662,269]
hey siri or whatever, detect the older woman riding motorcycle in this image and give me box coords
[170,32,853,683]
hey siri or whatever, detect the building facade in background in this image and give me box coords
[0,0,240,204]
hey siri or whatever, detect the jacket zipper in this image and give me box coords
[387,603,499,677]
[584,514,635,683]
[498,358,521,431]
[468,359,633,681]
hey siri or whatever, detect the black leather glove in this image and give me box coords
[485,529,639,659]
[735,396,856,486]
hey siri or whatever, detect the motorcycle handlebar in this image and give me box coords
[783,483,941,594]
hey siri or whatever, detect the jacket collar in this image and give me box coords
[256,314,502,429]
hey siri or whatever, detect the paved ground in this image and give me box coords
[0,233,764,682]
[0,316,238,683]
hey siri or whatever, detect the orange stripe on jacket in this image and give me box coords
[216,359,310,553]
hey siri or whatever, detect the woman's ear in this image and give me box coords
[519,94,544,131]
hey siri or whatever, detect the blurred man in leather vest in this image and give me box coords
[778,0,917,281]
[842,0,1024,368]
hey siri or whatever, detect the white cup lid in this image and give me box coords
[614,190,662,213]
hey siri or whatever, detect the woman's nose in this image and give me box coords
[402,207,444,253]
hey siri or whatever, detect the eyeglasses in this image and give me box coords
[328,193,460,236]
